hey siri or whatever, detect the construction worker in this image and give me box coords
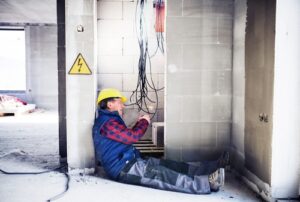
[92,88,228,194]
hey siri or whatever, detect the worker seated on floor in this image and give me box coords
[92,88,229,194]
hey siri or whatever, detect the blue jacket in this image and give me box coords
[92,109,140,179]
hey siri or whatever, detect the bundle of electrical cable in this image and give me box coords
[127,0,164,119]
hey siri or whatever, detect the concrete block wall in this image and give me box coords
[97,0,165,138]
[232,0,246,169]
[166,0,233,162]
[26,25,58,110]
[0,0,56,24]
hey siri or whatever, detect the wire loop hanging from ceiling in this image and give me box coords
[127,0,165,119]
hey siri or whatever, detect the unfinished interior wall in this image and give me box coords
[233,0,300,199]
[165,0,233,162]
[240,0,300,199]
[26,25,58,110]
[0,0,56,24]
[97,0,165,138]
[271,0,300,197]
[231,0,246,170]
[245,0,275,185]
[0,0,57,110]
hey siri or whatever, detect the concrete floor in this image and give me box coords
[0,111,262,202]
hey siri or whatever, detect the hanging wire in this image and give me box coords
[127,0,164,119]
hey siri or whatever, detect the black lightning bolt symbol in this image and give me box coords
[78,58,83,72]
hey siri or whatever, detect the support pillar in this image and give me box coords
[65,0,97,169]
[57,0,67,163]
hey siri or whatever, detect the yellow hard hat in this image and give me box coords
[97,88,127,104]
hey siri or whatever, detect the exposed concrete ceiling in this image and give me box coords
[0,0,56,24]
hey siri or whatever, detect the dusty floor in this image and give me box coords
[0,111,262,202]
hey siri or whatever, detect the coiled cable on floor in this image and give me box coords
[0,164,70,201]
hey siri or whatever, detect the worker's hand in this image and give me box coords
[138,114,150,124]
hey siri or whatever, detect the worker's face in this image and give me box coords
[107,98,125,117]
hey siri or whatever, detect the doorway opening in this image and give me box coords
[0,29,26,91]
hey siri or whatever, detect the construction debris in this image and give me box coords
[0,95,35,116]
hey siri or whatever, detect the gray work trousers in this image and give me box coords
[118,157,219,194]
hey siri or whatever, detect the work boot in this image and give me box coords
[209,168,225,192]
[218,151,230,168]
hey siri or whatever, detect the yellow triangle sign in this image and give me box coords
[69,53,92,75]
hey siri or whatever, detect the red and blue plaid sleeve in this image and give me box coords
[100,118,149,144]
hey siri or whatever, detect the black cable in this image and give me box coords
[128,0,164,119]
[0,164,66,175]
[0,164,70,202]
[47,167,70,202]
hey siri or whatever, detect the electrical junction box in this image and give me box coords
[152,122,164,147]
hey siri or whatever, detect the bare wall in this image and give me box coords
[245,0,275,184]
[233,0,300,199]
[166,0,234,162]
[26,25,58,110]
[0,0,56,24]
[0,0,58,110]
[232,0,246,170]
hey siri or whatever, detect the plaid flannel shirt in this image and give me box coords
[100,118,149,144]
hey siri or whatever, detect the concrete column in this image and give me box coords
[57,0,67,160]
[65,0,97,169]
[272,0,300,197]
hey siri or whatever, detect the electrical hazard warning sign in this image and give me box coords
[68,53,92,75]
